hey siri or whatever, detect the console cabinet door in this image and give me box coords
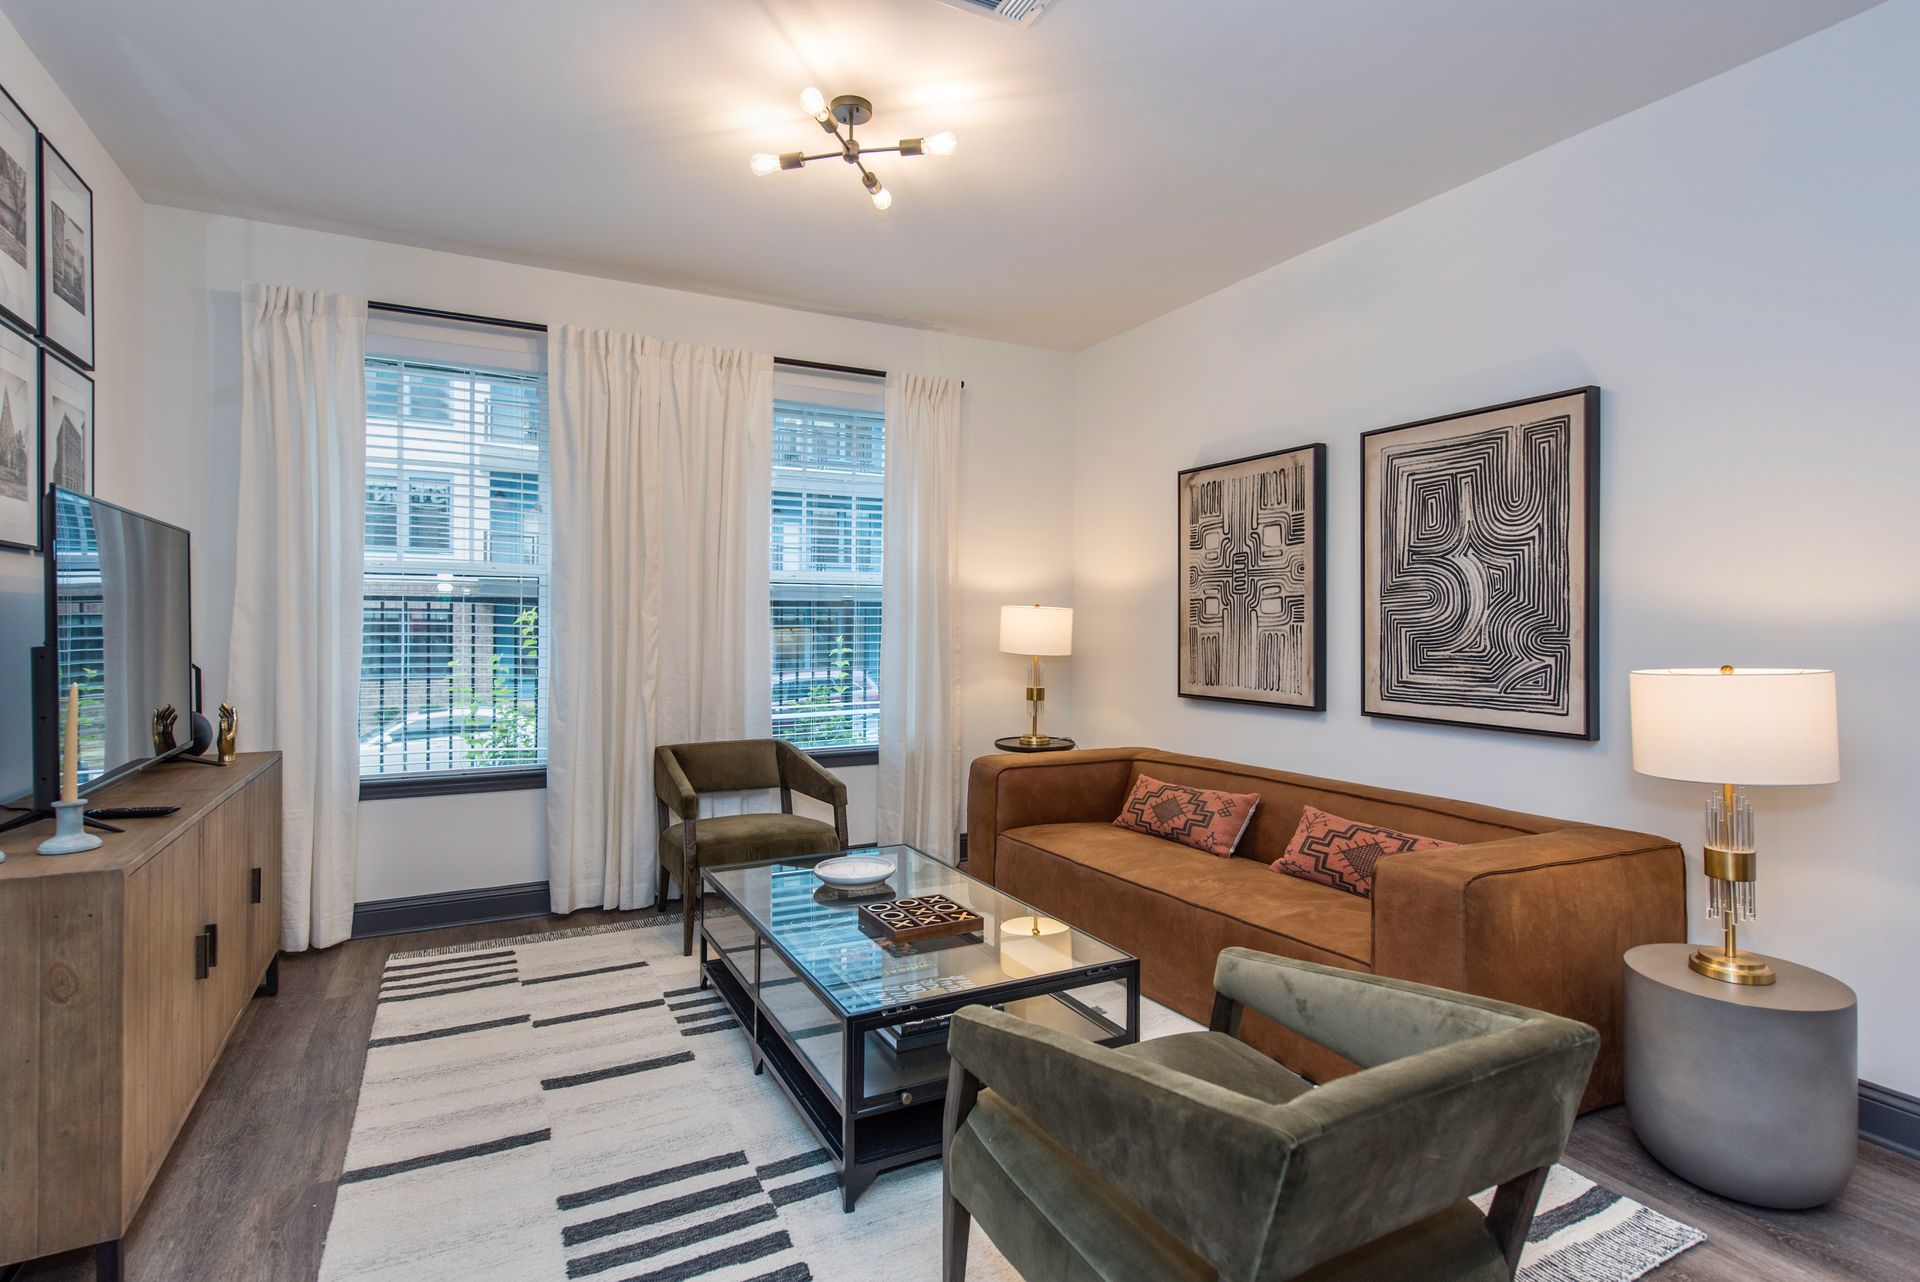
[246,762,283,977]
[197,802,253,1062]
[122,830,203,1221]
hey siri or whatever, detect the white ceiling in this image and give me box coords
[0,0,1880,349]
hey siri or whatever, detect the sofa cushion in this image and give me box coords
[1002,823,1374,967]
[1113,773,1259,856]
[995,822,1374,1089]
[1275,804,1454,898]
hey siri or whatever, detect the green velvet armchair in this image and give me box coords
[654,739,849,955]
[941,948,1599,1282]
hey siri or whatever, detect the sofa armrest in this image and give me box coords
[1372,824,1686,1109]
[965,749,1142,884]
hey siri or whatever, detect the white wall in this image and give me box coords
[1070,0,1920,1094]
[140,207,1075,902]
[0,10,144,801]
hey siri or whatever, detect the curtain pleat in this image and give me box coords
[229,282,368,951]
[877,373,963,863]
[546,328,773,912]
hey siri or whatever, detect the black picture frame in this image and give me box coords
[0,316,41,551]
[40,344,93,498]
[1360,387,1600,741]
[38,134,92,371]
[1177,441,1328,712]
[0,81,38,338]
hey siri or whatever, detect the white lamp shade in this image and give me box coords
[1000,605,1073,657]
[1629,668,1839,785]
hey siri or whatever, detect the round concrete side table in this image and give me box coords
[1624,942,1857,1208]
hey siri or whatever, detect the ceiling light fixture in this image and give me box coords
[750,88,957,210]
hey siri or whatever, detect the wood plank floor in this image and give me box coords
[14,910,1919,1281]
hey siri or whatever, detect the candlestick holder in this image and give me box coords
[39,799,104,855]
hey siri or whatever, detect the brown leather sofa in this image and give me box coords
[967,747,1686,1110]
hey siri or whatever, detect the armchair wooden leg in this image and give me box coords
[680,825,699,957]
[655,862,669,913]
[942,1189,971,1282]
[1485,1164,1551,1279]
[1208,991,1243,1037]
[942,1059,981,1282]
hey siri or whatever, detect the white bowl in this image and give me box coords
[813,854,897,890]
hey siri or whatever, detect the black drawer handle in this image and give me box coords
[195,930,210,980]
[250,867,262,904]
[205,922,219,969]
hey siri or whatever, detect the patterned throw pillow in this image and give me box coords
[1113,774,1260,857]
[1274,805,1454,898]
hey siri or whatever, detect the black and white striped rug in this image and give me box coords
[319,917,1703,1282]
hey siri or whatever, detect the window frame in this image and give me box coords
[769,376,886,757]
[359,328,551,800]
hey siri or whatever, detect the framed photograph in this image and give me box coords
[0,321,39,550]
[0,84,36,335]
[40,136,92,370]
[41,346,92,496]
[1178,441,1327,711]
[1361,387,1599,740]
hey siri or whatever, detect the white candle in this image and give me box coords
[62,682,79,802]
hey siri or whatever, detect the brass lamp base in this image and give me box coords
[1015,733,1051,747]
[1688,947,1777,986]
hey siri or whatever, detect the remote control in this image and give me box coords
[85,805,182,820]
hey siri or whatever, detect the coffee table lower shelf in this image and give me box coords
[701,942,1139,1211]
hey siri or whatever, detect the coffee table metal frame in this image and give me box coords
[699,848,1140,1211]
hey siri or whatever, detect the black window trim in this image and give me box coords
[361,768,548,801]
[362,322,552,797]
[806,746,878,768]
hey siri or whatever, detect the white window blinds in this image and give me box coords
[770,373,885,751]
[360,314,550,780]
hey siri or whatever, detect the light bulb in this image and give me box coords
[925,131,958,157]
[800,86,827,119]
[870,185,893,211]
[749,153,781,177]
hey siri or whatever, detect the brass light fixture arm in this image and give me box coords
[762,90,948,202]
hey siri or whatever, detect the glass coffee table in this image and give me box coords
[700,845,1140,1211]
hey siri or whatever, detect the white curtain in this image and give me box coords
[877,373,963,862]
[229,282,368,951]
[546,328,773,912]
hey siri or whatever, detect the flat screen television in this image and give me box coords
[32,487,195,809]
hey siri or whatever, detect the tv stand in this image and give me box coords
[0,753,283,1278]
[173,755,227,767]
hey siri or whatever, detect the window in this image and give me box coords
[770,383,884,752]
[361,322,549,786]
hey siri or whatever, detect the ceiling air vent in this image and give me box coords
[931,0,1059,27]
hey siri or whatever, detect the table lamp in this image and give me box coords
[999,605,1072,747]
[1628,666,1838,986]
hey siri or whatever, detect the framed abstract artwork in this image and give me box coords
[1361,387,1599,739]
[0,83,36,336]
[0,321,40,550]
[1178,441,1326,711]
[40,135,92,370]
[41,346,92,496]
